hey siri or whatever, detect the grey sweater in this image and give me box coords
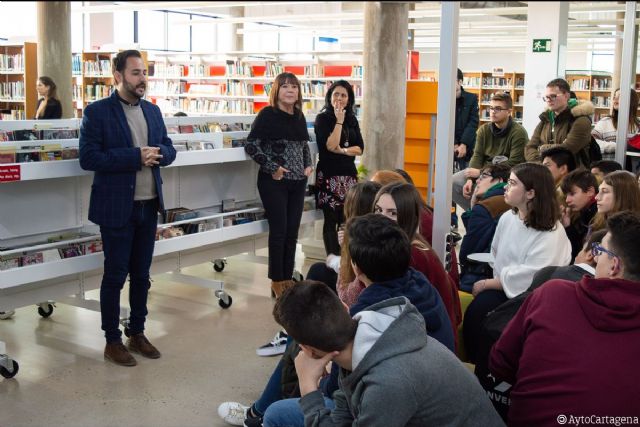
[299,297,504,427]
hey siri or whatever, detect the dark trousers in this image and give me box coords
[100,198,159,343]
[258,173,307,281]
[306,262,338,294]
[321,207,344,256]
[462,289,508,365]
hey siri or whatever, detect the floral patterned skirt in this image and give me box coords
[316,171,358,212]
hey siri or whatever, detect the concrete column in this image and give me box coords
[37,2,73,119]
[522,2,568,135]
[230,6,244,52]
[361,2,409,173]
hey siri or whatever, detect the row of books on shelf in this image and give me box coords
[0,81,25,99]
[570,79,590,90]
[84,84,114,101]
[0,233,103,271]
[482,77,512,88]
[72,55,82,75]
[0,109,26,120]
[592,78,612,90]
[0,128,79,142]
[156,98,254,115]
[0,144,79,164]
[166,122,250,134]
[0,53,24,72]
[592,95,611,108]
[481,92,524,104]
[84,60,112,76]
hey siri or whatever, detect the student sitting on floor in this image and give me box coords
[559,169,598,260]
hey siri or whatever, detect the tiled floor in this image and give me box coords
[0,250,313,427]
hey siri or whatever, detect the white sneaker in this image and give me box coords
[0,310,15,320]
[256,330,288,357]
[217,401,249,426]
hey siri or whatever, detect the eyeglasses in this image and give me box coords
[542,94,561,102]
[478,172,493,180]
[591,242,618,259]
[488,107,510,112]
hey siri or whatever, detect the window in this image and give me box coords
[168,13,190,52]
[138,10,166,51]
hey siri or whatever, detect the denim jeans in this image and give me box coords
[100,198,158,343]
[253,359,286,416]
[263,396,335,427]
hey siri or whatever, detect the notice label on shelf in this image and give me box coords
[0,165,21,182]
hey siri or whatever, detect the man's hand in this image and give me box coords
[272,166,290,181]
[463,179,474,199]
[295,347,338,397]
[141,146,162,167]
[560,205,572,228]
[304,166,313,177]
[455,143,467,159]
[463,167,480,179]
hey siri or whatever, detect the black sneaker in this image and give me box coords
[244,415,263,427]
[256,330,288,357]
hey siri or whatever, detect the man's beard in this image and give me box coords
[123,79,146,99]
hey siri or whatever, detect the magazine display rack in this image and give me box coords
[0,115,320,326]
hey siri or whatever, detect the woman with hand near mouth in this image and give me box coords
[313,80,363,263]
[245,72,314,357]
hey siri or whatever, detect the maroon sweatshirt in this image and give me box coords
[490,276,640,426]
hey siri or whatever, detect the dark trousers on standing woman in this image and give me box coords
[100,198,159,343]
[258,172,307,281]
[322,207,344,257]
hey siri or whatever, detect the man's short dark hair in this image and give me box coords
[457,68,463,82]
[481,163,511,183]
[273,280,358,352]
[348,213,411,282]
[606,211,640,281]
[560,169,598,194]
[590,160,622,175]
[547,78,571,93]
[491,92,513,109]
[542,146,576,172]
[113,49,142,74]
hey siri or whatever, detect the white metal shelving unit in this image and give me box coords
[0,114,320,326]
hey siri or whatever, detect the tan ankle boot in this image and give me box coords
[271,280,295,299]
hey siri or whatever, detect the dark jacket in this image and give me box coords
[455,88,480,161]
[564,199,598,261]
[459,184,510,292]
[34,97,62,119]
[525,101,595,168]
[79,91,176,228]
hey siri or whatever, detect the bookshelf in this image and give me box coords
[147,54,363,116]
[0,42,37,120]
[0,115,320,319]
[565,70,613,122]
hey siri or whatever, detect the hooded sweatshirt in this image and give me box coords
[490,276,640,426]
[300,297,505,427]
[349,268,455,352]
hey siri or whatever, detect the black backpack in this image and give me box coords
[589,136,602,162]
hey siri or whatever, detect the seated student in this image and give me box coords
[371,169,461,288]
[268,222,503,427]
[559,169,598,260]
[373,182,461,345]
[459,163,511,293]
[541,145,577,209]
[590,159,622,182]
[463,163,572,365]
[490,211,640,426]
[590,170,640,233]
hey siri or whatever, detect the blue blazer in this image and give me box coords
[79,92,176,228]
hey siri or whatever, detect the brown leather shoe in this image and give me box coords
[104,342,137,366]
[271,280,295,299]
[127,333,161,359]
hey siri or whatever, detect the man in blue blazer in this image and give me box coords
[79,50,176,367]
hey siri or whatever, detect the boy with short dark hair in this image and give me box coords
[559,169,599,259]
[275,280,504,427]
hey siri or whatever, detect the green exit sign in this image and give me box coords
[533,39,552,53]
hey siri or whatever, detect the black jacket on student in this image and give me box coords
[34,98,63,119]
[455,88,479,161]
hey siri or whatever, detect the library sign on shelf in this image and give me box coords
[533,39,552,53]
[0,165,21,182]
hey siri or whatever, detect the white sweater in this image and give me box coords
[490,210,572,298]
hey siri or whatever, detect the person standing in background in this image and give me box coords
[79,50,176,367]
[314,80,363,262]
[245,72,313,357]
[34,76,62,119]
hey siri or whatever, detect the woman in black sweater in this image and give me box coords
[314,80,364,257]
[35,76,62,119]
[245,72,313,300]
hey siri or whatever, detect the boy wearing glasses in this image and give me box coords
[452,92,528,212]
[525,78,594,168]
[490,211,640,426]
